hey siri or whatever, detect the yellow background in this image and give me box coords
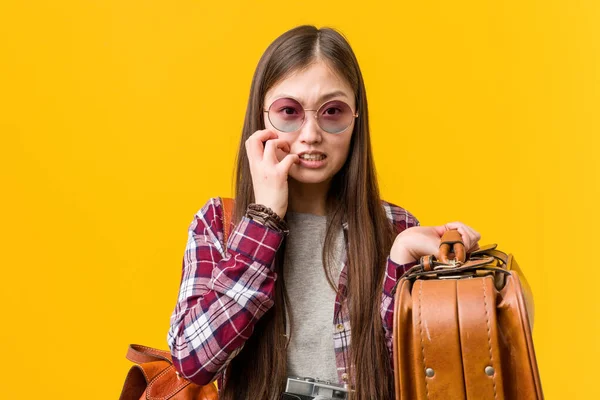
[1,1,598,398]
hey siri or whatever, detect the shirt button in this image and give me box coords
[336,323,344,331]
[342,373,348,382]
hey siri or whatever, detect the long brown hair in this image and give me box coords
[223,25,396,400]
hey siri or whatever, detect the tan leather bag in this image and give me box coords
[392,230,544,400]
[119,198,235,400]
[118,344,218,400]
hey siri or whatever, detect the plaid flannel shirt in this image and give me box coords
[167,197,419,390]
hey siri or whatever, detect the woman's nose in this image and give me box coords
[298,113,322,144]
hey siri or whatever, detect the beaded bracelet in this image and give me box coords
[246,203,290,235]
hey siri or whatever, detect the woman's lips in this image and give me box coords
[297,155,327,169]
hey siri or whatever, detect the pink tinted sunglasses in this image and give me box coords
[263,97,359,134]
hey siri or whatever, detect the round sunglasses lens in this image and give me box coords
[268,98,304,132]
[317,100,355,134]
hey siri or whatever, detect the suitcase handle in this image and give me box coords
[438,229,466,264]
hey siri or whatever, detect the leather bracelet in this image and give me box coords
[246,203,290,235]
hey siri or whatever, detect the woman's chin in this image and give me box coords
[288,169,333,185]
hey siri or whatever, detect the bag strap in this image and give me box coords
[438,229,466,263]
[456,277,506,399]
[220,197,235,246]
[208,197,235,392]
[412,279,467,399]
[125,199,234,368]
[120,200,234,400]
[126,344,172,365]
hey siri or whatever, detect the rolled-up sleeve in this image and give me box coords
[167,197,284,385]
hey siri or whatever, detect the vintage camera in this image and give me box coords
[281,376,350,400]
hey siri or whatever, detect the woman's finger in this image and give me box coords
[434,222,481,259]
[245,129,278,161]
[442,222,474,252]
[458,224,481,252]
[433,225,447,237]
[277,153,301,173]
[460,223,480,242]
[263,139,291,163]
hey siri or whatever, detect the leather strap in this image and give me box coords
[217,196,234,391]
[119,199,233,400]
[413,279,466,399]
[220,197,235,246]
[475,249,509,265]
[471,243,498,253]
[121,346,178,400]
[126,344,172,365]
[439,229,465,263]
[457,277,506,399]
[420,255,435,272]
[412,277,508,400]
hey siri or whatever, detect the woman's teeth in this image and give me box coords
[300,154,326,161]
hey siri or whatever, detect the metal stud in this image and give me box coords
[342,373,349,382]
[485,366,495,376]
[425,368,435,377]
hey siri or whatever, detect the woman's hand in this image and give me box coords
[245,129,300,218]
[390,222,481,265]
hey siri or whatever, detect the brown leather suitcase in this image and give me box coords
[392,231,544,399]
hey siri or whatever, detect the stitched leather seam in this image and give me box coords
[146,365,189,400]
[482,279,498,400]
[139,345,169,357]
[147,365,188,400]
[418,281,430,399]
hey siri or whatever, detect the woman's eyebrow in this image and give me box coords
[318,90,349,102]
[274,90,350,104]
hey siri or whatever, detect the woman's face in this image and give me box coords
[263,60,356,185]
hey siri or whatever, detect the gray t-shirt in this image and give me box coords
[283,211,345,383]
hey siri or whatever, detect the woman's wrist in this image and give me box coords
[390,239,418,265]
[245,203,290,235]
[390,250,417,265]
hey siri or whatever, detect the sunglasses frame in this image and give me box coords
[263,97,359,134]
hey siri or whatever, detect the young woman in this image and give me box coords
[167,25,481,400]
